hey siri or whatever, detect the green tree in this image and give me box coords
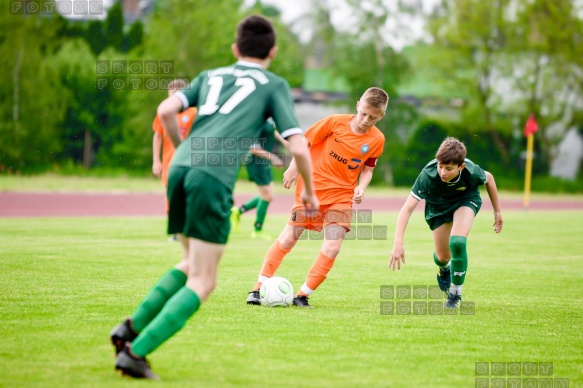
[243,1,305,87]
[105,1,124,51]
[330,1,416,185]
[427,0,583,173]
[114,0,246,173]
[53,40,101,167]
[0,13,66,172]
[427,0,513,164]
[267,22,305,88]
[394,119,450,186]
[287,0,337,72]
[53,41,128,169]
[86,19,107,56]
[122,20,144,53]
[507,0,583,171]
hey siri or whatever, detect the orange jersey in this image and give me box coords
[294,114,385,205]
[152,108,197,185]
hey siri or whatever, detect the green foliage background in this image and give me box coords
[1,0,582,192]
[0,0,304,173]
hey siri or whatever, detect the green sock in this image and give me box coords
[449,236,468,285]
[241,196,260,213]
[131,287,201,357]
[131,268,187,332]
[433,252,449,268]
[254,199,270,231]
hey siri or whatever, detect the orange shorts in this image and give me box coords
[287,203,353,232]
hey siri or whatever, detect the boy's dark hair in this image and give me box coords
[436,137,467,166]
[362,87,389,112]
[236,15,276,59]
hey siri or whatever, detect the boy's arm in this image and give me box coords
[389,195,420,271]
[283,158,297,188]
[152,132,163,177]
[274,131,290,150]
[353,166,375,204]
[283,136,309,189]
[286,134,318,209]
[485,171,504,233]
[157,96,183,148]
[249,146,284,167]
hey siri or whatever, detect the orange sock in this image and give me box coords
[253,240,291,291]
[296,252,335,297]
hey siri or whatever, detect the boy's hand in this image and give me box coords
[493,211,503,233]
[152,160,162,177]
[283,168,298,189]
[389,245,406,271]
[353,186,365,204]
[301,191,319,213]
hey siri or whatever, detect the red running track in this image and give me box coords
[0,192,582,217]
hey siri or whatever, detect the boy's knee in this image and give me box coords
[261,193,273,202]
[321,246,340,258]
[279,233,298,249]
[186,277,216,300]
[433,252,450,264]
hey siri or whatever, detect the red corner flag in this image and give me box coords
[524,114,538,136]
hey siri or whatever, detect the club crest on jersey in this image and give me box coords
[361,144,370,154]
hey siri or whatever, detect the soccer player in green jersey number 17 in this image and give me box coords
[389,137,503,308]
[109,15,318,380]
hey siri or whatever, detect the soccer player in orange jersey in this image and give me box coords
[246,87,389,307]
[153,80,197,242]
[152,79,197,190]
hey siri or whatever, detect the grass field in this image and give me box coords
[1,210,582,387]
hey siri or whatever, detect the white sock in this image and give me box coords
[448,284,462,295]
[299,283,314,296]
[258,275,270,284]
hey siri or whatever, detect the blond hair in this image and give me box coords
[362,87,389,113]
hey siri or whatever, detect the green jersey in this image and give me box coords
[411,158,487,214]
[247,119,276,167]
[171,61,302,189]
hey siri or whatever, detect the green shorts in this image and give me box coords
[167,166,233,244]
[425,197,482,230]
[245,162,273,186]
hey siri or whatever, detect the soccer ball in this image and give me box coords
[260,277,294,307]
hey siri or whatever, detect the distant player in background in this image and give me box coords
[230,119,289,239]
[246,87,388,308]
[389,137,503,308]
[109,15,317,379]
[152,79,197,242]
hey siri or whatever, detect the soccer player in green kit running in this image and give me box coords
[389,137,503,308]
[109,15,318,379]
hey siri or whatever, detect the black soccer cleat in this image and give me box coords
[115,343,159,380]
[437,266,451,293]
[292,295,313,308]
[444,292,462,308]
[246,290,261,305]
[110,318,138,355]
